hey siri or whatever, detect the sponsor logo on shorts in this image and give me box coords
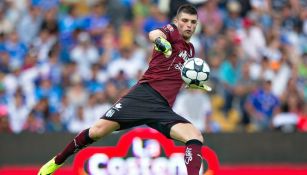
[105,103,122,118]
[105,109,115,118]
[114,103,122,110]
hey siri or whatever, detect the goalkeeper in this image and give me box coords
[38,4,206,175]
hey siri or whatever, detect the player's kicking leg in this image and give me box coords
[38,119,120,175]
[170,123,204,175]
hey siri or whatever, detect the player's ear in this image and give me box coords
[173,17,178,25]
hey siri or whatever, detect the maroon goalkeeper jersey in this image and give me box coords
[139,24,195,107]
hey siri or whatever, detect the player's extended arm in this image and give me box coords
[149,29,172,58]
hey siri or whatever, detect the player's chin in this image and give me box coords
[184,31,193,37]
[183,34,192,40]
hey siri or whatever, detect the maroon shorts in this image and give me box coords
[101,83,190,138]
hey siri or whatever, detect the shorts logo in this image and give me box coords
[105,103,122,118]
[105,109,115,118]
[114,103,122,110]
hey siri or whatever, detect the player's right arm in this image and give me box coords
[149,29,172,58]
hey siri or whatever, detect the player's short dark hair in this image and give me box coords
[176,4,198,17]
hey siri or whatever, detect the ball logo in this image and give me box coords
[73,128,219,175]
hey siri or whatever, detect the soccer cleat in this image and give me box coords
[37,157,63,175]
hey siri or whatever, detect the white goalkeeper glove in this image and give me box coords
[154,37,172,58]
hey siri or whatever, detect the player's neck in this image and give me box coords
[183,38,191,43]
[182,35,191,43]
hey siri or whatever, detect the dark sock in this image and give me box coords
[54,128,94,164]
[184,139,203,175]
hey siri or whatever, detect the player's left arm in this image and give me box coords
[149,29,172,58]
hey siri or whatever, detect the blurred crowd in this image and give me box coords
[0,0,306,134]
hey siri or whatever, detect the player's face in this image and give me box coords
[174,12,198,41]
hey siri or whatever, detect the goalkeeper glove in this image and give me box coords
[186,84,212,92]
[154,37,172,58]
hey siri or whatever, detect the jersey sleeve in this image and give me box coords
[158,24,178,43]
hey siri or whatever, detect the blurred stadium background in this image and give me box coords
[0,0,307,174]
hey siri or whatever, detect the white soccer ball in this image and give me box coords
[181,57,210,87]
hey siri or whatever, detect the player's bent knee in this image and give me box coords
[89,119,120,140]
[188,130,204,144]
[89,125,103,140]
[170,123,204,144]
[182,125,204,144]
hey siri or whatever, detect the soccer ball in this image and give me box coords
[181,57,210,87]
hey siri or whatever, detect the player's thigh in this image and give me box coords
[89,119,120,140]
[170,123,204,144]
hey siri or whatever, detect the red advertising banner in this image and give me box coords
[2,165,307,175]
[219,164,307,175]
[73,127,219,175]
[1,128,307,175]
